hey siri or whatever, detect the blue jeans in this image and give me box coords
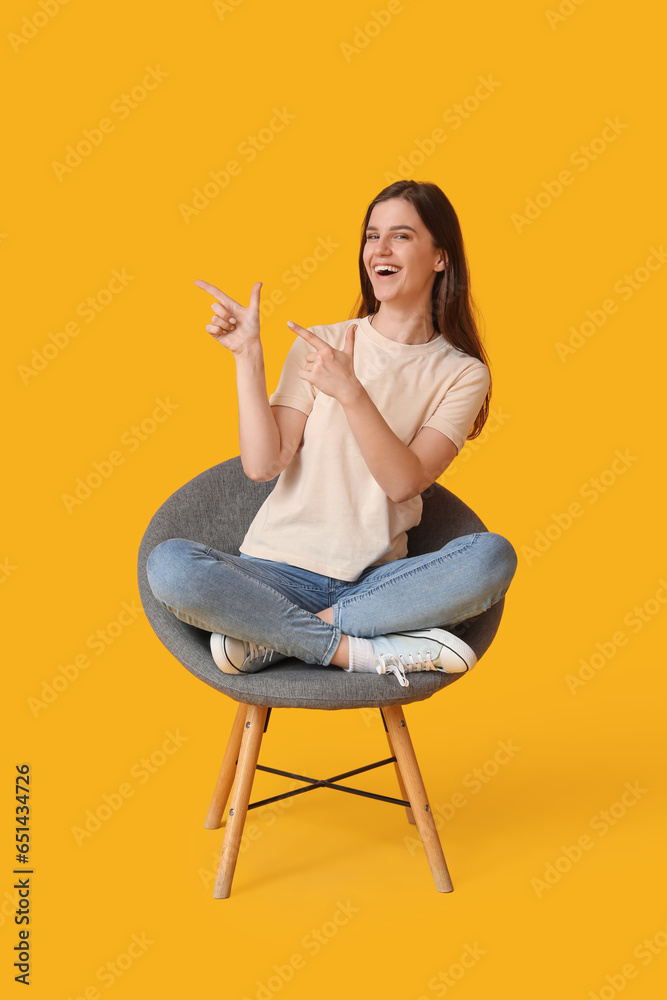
[146,533,517,667]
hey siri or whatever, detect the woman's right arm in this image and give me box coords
[235,345,308,481]
[195,279,307,482]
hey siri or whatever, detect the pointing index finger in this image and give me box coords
[287,320,325,347]
[194,279,235,310]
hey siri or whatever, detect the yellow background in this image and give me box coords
[3,0,666,996]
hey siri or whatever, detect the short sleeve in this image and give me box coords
[421,362,490,453]
[268,333,317,416]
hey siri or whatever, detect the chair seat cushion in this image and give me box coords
[166,623,466,709]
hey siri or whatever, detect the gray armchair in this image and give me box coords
[138,456,506,897]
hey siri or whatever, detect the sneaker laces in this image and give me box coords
[375,650,436,687]
[247,641,279,664]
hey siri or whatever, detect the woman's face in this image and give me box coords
[362,197,446,309]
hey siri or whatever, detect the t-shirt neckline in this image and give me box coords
[356,314,450,356]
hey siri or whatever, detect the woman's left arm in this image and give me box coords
[289,319,457,502]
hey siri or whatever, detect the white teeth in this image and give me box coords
[374,265,401,273]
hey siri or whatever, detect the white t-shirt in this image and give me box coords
[239,314,490,581]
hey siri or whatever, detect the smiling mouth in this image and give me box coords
[373,265,402,278]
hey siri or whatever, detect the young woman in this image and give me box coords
[146,180,517,687]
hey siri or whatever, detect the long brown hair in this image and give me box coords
[351,180,491,439]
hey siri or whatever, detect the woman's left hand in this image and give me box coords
[288,320,362,406]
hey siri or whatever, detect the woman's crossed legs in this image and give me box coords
[146,532,517,669]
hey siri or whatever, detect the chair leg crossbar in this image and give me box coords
[251,757,411,809]
[205,702,454,898]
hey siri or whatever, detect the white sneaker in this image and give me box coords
[210,633,288,675]
[372,629,477,687]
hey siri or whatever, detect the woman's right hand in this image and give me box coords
[194,279,263,356]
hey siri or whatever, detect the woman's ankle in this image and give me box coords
[330,633,350,668]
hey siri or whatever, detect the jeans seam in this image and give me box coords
[321,626,342,665]
[335,533,481,612]
[217,549,328,593]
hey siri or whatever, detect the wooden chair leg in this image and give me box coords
[383,704,453,893]
[382,711,415,825]
[213,704,268,899]
[204,702,247,830]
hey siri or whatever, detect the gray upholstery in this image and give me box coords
[137,456,504,710]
